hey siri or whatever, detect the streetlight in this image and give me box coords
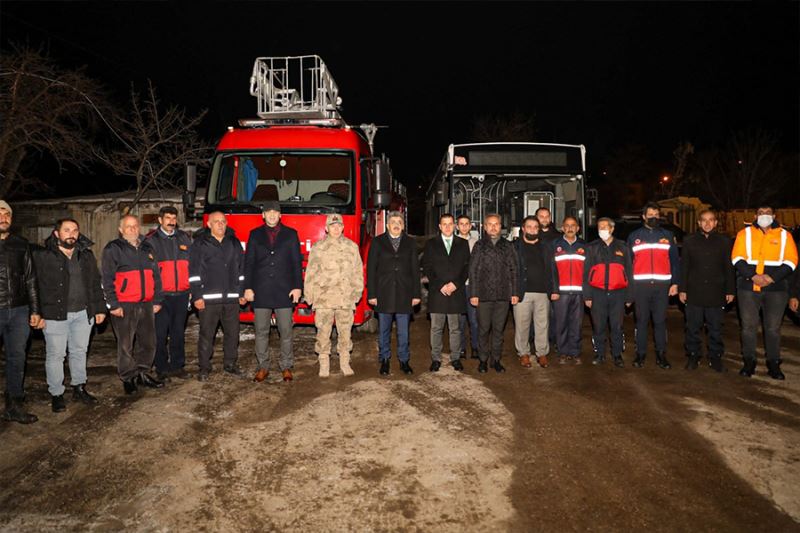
[660,175,670,197]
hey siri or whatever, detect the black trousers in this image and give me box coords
[110,302,156,381]
[197,303,240,372]
[554,293,583,357]
[154,292,189,373]
[684,304,724,356]
[590,290,625,359]
[478,300,510,363]
[633,283,669,355]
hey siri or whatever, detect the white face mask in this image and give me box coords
[757,214,773,228]
[598,229,611,241]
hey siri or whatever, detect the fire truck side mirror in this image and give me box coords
[433,181,448,206]
[371,160,392,208]
[183,163,197,216]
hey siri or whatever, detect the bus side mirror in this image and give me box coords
[433,181,448,206]
[371,160,391,208]
[183,163,197,216]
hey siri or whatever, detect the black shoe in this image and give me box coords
[452,359,464,372]
[156,372,172,383]
[379,359,390,375]
[709,354,724,373]
[123,379,138,395]
[739,359,756,377]
[656,352,672,370]
[171,368,192,379]
[2,394,38,424]
[470,352,480,360]
[458,352,467,360]
[613,357,624,368]
[685,353,700,370]
[51,395,66,413]
[478,361,488,373]
[766,360,785,380]
[137,373,164,389]
[592,355,605,365]
[197,371,210,382]
[429,361,441,372]
[72,385,98,405]
[492,361,505,373]
[223,364,244,377]
[399,361,413,375]
[633,354,646,368]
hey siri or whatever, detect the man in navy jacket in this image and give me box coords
[244,201,303,382]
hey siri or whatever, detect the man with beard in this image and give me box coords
[367,212,421,375]
[0,200,40,424]
[469,214,519,373]
[513,216,553,368]
[102,215,165,394]
[678,210,735,372]
[33,219,107,412]
[146,206,193,381]
[535,207,561,351]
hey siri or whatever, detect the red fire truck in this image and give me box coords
[184,56,406,328]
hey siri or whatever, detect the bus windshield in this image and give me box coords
[207,150,355,213]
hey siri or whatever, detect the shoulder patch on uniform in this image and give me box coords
[556,246,563,252]
[634,239,641,245]
[577,248,585,254]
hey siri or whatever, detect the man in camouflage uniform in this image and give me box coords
[304,214,364,377]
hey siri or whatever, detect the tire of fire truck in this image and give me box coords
[356,316,378,333]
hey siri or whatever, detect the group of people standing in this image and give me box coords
[375,203,798,383]
[0,197,798,425]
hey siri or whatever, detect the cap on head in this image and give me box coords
[326,213,344,227]
[0,200,12,215]
[261,200,281,213]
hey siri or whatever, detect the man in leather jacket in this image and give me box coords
[0,200,41,424]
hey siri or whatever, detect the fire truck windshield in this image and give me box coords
[207,151,355,213]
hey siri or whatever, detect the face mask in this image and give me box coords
[524,233,538,242]
[646,217,660,228]
[757,215,773,228]
[598,229,611,241]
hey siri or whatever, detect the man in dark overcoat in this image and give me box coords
[244,201,303,382]
[422,213,470,372]
[367,211,421,375]
[678,209,735,372]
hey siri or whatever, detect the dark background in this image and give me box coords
[3,2,798,212]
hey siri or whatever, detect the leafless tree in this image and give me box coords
[470,110,537,142]
[693,129,791,210]
[663,141,694,198]
[0,46,109,198]
[98,80,212,211]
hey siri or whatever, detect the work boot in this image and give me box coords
[319,354,330,378]
[633,353,646,368]
[72,384,99,405]
[340,353,355,376]
[685,352,700,370]
[123,378,138,395]
[2,394,38,424]
[739,358,756,378]
[51,395,67,413]
[137,372,165,388]
[708,353,725,373]
[656,352,672,370]
[766,360,785,381]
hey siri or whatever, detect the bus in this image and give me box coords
[425,142,593,239]
[184,55,405,327]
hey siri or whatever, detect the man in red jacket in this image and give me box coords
[102,215,165,395]
[146,206,192,381]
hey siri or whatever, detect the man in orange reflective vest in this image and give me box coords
[732,205,798,380]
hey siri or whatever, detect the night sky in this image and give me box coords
[3,2,798,200]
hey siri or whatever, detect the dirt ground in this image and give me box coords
[1,306,799,532]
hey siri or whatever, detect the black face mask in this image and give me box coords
[59,238,77,249]
[524,233,539,242]
[646,217,660,228]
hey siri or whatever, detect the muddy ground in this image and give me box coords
[1,307,799,532]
